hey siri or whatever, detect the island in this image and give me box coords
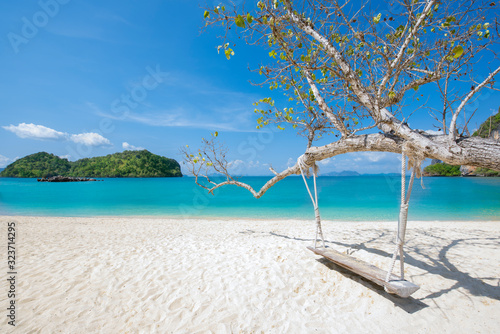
[0,150,182,178]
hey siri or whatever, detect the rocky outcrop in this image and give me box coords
[491,126,500,140]
[459,165,477,176]
[37,176,101,182]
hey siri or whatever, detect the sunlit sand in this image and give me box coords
[1,216,499,333]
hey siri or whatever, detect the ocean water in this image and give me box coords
[0,176,498,221]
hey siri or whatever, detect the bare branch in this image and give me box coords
[188,133,500,199]
[449,65,500,140]
[303,68,349,136]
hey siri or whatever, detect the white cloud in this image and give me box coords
[319,152,403,174]
[3,123,66,140]
[70,133,111,146]
[122,142,144,151]
[318,152,389,165]
[318,158,335,166]
[0,154,12,167]
[422,129,443,136]
[358,152,389,162]
[227,159,272,175]
[248,160,261,168]
[228,159,245,168]
[59,155,71,160]
[103,110,258,133]
[3,123,112,147]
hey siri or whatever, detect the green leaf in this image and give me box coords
[388,91,396,99]
[483,23,490,29]
[452,45,464,58]
[214,131,218,137]
[224,48,234,60]
[247,13,253,24]
[257,1,265,10]
[373,13,381,24]
[203,10,210,19]
[235,15,246,28]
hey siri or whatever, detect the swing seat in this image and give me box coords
[307,246,420,298]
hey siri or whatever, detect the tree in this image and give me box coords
[423,162,461,176]
[183,0,500,197]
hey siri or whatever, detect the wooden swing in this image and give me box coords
[299,150,420,298]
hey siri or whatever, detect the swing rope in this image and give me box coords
[385,150,416,286]
[298,155,325,248]
[301,145,422,297]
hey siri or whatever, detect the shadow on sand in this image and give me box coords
[269,229,500,313]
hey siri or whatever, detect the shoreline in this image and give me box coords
[1,216,499,333]
[2,214,500,223]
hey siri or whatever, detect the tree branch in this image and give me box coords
[449,65,500,140]
[191,133,500,199]
[303,68,349,136]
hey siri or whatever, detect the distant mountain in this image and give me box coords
[322,170,360,176]
[0,150,182,178]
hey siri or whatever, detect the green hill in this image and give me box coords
[0,152,71,178]
[473,107,500,138]
[0,150,182,178]
[423,163,461,176]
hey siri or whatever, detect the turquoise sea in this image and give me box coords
[0,176,498,221]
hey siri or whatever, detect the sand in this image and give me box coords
[0,216,499,333]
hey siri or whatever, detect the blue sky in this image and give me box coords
[1,0,499,175]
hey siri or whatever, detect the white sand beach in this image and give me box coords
[0,216,499,333]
